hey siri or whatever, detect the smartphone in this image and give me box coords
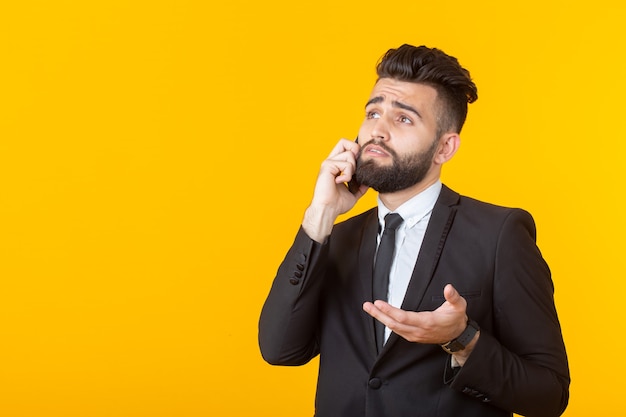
[347,137,361,194]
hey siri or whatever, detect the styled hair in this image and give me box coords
[376,44,478,135]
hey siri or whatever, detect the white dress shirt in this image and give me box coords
[376,180,442,343]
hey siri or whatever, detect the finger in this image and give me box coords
[334,163,356,184]
[329,149,358,166]
[443,283,464,307]
[363,301,380,317]
[373,300,400,317]
[362,301,391,324]
[373,301,412,327]
[319,157,356,184]
[443,284,463,304]
[366,302,428,342]
[340,138,361,158]
[333,154,358,184]
[328,138,361,159]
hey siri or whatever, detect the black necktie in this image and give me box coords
[373,212,403,351]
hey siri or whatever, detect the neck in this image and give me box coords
[378,175,440,211]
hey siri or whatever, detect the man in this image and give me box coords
[259,44,569,417]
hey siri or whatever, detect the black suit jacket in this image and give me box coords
[259,185,569,417]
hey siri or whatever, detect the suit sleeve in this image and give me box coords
[258,227,329,366]
[449,209,570,417]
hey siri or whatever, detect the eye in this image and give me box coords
[399,115,412,124]
[366,110,380,119]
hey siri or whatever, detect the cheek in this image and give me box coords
[397,125,433,144]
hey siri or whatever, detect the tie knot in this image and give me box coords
[383,213,403,231]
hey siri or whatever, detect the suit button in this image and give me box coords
[294,271,303,278]
[368,378,382,389]
[296,263,305,271]
[289,278,300,285]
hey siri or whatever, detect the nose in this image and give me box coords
[370,117,390,142]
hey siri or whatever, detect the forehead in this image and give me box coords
[368,78,439,109]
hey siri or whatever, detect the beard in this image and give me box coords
[354,138,439,194]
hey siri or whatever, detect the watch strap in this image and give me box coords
[441,319,479,354]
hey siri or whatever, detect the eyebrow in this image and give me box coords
[365,96,422,118]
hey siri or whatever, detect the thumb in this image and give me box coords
[443,284,464,307]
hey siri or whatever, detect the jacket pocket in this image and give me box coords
[431,290,482,301]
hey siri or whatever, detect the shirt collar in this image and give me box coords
[377,180,442,230]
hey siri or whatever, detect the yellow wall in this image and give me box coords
[1,1,623,416]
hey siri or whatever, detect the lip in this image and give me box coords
[363,144,391,158]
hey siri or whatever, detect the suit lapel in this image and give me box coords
[381,185,460,353]
[357,208,380,357]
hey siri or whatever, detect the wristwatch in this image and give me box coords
[440,319,480,354]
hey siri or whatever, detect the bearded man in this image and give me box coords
[259,44,570,417]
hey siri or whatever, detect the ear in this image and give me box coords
[433,133,460,165]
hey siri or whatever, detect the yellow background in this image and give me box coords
[1,1,623,416]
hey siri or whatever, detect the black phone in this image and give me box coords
[347,137,361,194]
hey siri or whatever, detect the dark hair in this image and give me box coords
[376,44,478,135]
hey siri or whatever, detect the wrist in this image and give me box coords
[440,319,480,354]
[451,330,479,366]
[302,204,339,243]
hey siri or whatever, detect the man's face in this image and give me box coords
[355,78,442,194]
